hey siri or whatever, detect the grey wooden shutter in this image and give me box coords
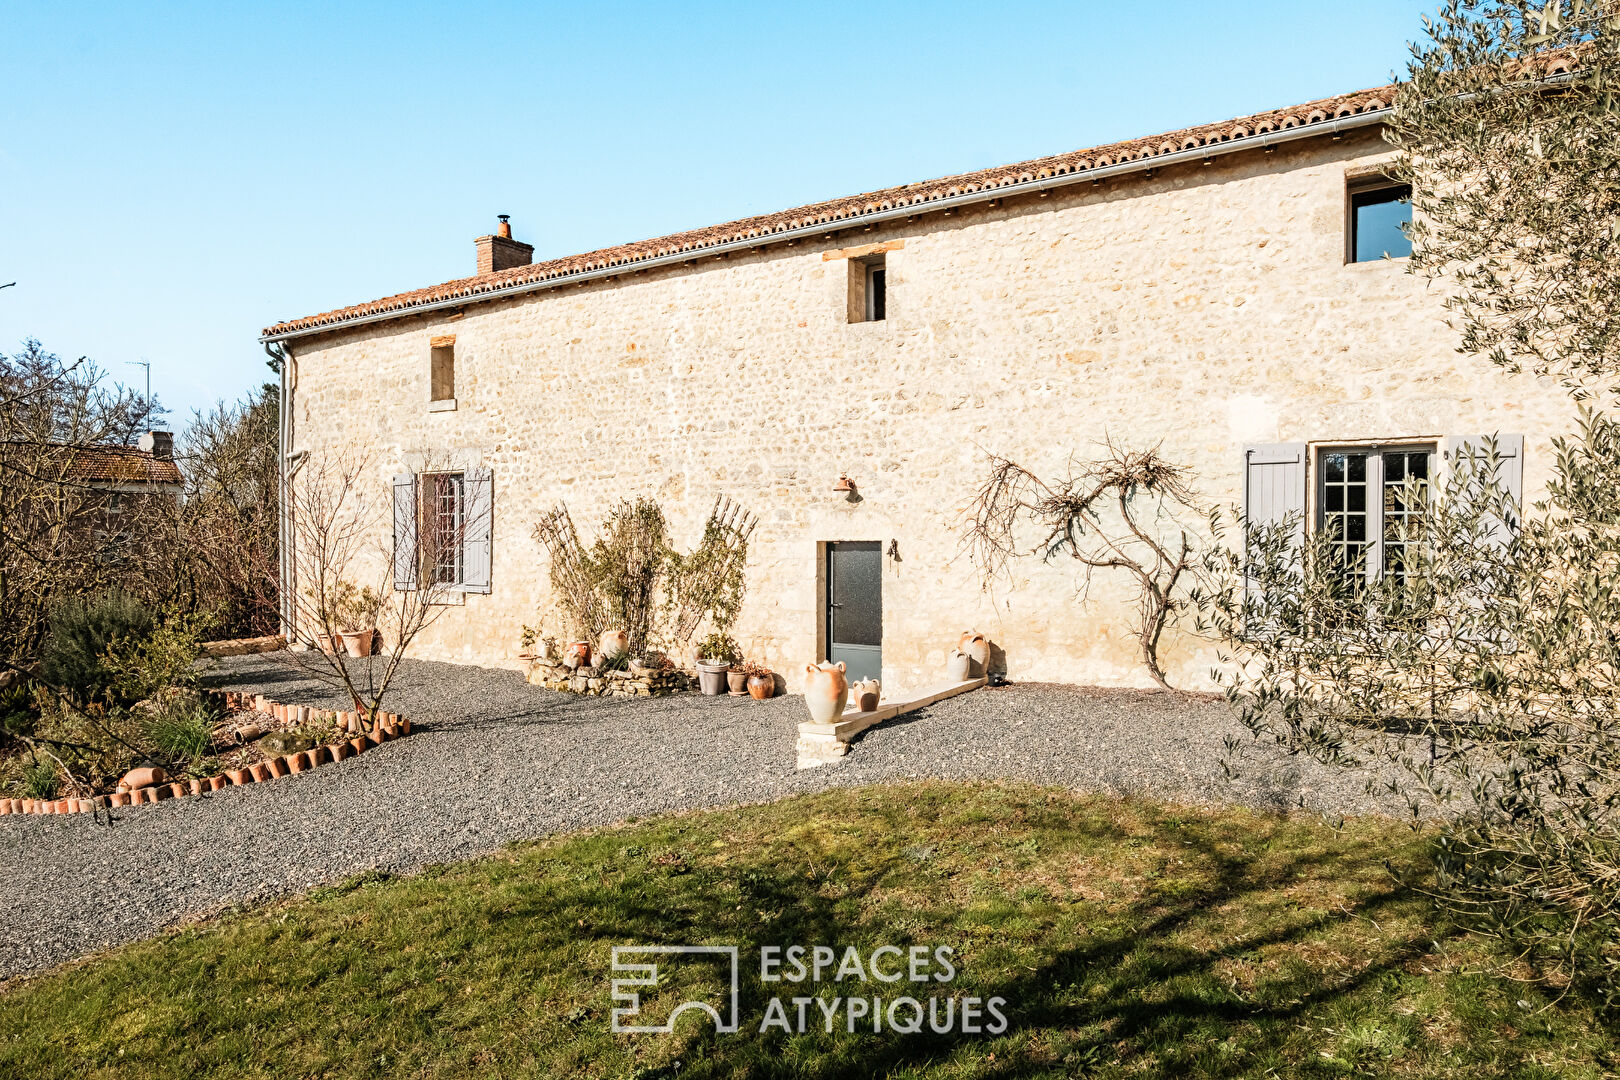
[1443,433,1524,547]
[461,467,493,594]
[393,474,419,591]
[1243,443,1309,539]
[1243,443,1308,596]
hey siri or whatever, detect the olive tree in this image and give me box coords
[1202,0,1620,996]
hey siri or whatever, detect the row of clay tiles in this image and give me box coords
[0,693,412,817]
[265,52,1587,338]
[264,83,1406,336]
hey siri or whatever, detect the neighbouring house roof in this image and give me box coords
[264,81,1404,341]
[64,445,183,488]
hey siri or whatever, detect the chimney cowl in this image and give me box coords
[138,430,174,460]
[476,216,533,275]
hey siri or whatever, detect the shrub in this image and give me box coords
[145,701,215,762]
[697,633,739,664]
[40,592,154,705]
[21,760,60,799]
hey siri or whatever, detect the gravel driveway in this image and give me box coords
[0,654,1396,980]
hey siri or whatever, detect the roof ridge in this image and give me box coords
[265,79,1406,339]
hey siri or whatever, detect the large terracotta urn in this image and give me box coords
[946,649,973,682]
[802,662,850,724]
[958,631,989,677]
[851,678,881,712]
[563,641,592,669]
[597,629,628,662]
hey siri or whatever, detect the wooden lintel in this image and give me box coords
[821,239,905,262]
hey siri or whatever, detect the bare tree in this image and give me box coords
[0,340,172,676]
[282,448,462,731]
[174,385,280,638]
[961,440,1204,689]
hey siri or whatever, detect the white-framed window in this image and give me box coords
[1315,443,1435,583]
[392,467,492,595]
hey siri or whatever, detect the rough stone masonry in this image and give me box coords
[269,119,1577,695]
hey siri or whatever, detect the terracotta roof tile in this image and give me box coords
[265,82,1397,339]
[65,446,183,487]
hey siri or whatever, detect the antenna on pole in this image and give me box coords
[126,360,151,420]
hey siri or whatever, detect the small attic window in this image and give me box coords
[430,335,455,404]
[1348,180,1412,263]
[847,254,887,323]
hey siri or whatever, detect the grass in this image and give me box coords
[1,781,1615,1078]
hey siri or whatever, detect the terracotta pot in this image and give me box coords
[747,673,774,700]
[77,799,93,813]
[366,730,385,749]
[802,661,850,724]
[151,786,171,801]
[287,754,308,775]
[329,742,349,763]
[248,762,271,783]
[563,641,592,669]
[253,694,268,712]
[958,631,990,676]
[306,748,325,768]
[109,792,129,808]
[227,768,252,786]
[946,649,973,682]
[341,629,375,657]
[0,799,11,814]
[209,776,228,792]
[696,661,730,696]
[597,629,628,662]
[349,737,368,756]
[316,632,339,655]
[121,766,167,792]
[189,779,205,797]
[726,669,749,694]
[93,795,110,809]
[398,717,413,736]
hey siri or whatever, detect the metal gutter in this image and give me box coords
[265,339,294,639]
[261,108,1391,344]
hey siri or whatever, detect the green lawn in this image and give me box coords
[1,782,1614,1078]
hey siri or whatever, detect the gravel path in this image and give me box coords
[0,655,1397,980]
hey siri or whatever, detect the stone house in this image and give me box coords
[262,79,1574,693]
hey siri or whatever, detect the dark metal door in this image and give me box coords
[826,541,881,683]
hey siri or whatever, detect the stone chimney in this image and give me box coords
[475,214,534,275]
[138,430,173,459]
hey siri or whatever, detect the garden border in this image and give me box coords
[0,690,415,817]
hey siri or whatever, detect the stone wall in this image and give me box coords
[284,128,1579,694]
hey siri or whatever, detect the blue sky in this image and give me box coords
[2,1,1430,427]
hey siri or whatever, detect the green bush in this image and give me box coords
[146,703,214,762]
[21,760,60,799]
[40,592,154,705]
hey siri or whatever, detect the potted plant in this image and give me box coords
[742,661,775,700]
[330,581,381,657]
[726,664,749,695]
[695,632,739,696]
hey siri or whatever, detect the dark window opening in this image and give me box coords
[1349,182,1413,263]
[422,471,465,586]
[848,254,887,323]
[430,342,455,402]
